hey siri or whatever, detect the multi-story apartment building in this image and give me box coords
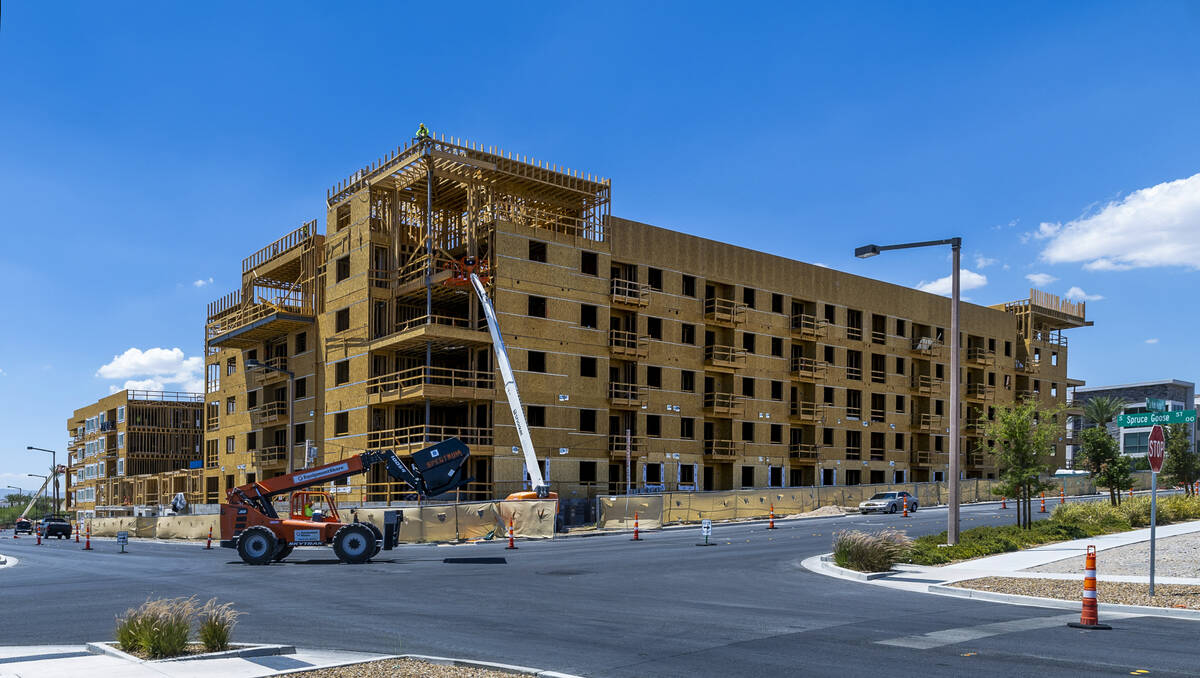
[200,133,1089,505]
[66,389,204,516]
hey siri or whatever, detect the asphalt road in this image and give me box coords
[2,496,1195,677]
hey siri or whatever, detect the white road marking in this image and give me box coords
[876,613,1126,650]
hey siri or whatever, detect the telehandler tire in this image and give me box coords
[332,523,374,564]
[237,526,278,565]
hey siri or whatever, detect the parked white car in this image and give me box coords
[858,491,917,514]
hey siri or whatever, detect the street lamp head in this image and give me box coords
[854,244,881,259]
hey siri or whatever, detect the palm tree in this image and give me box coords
[1082,396,1125,428]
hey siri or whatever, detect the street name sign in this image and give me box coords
[1148,425,1165,473]
[1117,409,1196,428]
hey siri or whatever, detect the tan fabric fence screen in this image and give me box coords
[598,476,1100,529]
[82,499,557,543]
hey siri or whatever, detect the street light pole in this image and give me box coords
[856,236,962,545]
[27,446,57,513]
[948,241,961,545]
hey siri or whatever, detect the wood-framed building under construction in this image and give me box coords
[73,132,1093,514]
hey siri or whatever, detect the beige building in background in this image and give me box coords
[66,389,204,515]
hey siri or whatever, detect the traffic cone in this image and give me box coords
[1129,487,1133,499]
[75,521,80,543]
[1040,492,1047,514]
[1067,545,1111,630]
[631,512,642,541]
[83,523,92,551]
[505,518,517,550]
[36,528,42,546]
[1001,496,1008,509]
[767,504,777,529]
[902,494,909,517]
[1060,486,1066,505]
[205,526,213,550]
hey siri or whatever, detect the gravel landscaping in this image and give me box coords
[1027,532,1200,578]
[949,576,1200,609]
[291,658,531,677]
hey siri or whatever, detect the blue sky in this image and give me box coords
[2,2,1199,488]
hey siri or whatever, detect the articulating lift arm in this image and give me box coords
[19,466,65,520]
[469,273,549,498]
[226,439,472,518]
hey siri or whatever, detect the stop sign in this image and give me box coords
[1148,424,1166,473]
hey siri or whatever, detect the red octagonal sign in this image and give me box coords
[1148,424,1166,473]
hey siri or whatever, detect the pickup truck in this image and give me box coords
[38,516,72,539]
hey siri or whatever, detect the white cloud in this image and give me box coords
[1038,172,1200,270]
[1025,273,1058,286]
[1064,286,1104,301]
[0,367,5,376]
[97,347,204,394]
[915,269,988,296]
[192,278,214,288]
[974,255,998,269]
[1145,338,1159,344]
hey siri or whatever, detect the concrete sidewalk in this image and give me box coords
[804,519,1200,619]
[0,645,391,677]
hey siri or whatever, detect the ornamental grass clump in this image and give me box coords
[832,529,912,572]
[115,597,197,658]
[197,598,242,652]
[114,596,241,658]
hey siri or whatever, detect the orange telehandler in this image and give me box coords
[220,438,470,564]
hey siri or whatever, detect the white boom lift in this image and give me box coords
[19,465,65,520]
[469,273,554,500]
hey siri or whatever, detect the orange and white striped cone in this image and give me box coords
[1060,486,1066,505]
[505,519,517,550]
[631,512,642,541]
[1068,545,1111,630]
[1040,492,1047,513]
[902,494,908,518]
[1194,480,1198,496]
[36,528,42,546]
[75,522,80,543]
[1001,496,1008,510]
[767,504,777,529]
[83,523,92,551]
[1129,487,1134,499]
[205,526,213,550]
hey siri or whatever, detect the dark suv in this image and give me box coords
[14,518,33,534]
[38,516,72,539]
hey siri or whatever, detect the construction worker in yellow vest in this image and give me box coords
[416,123,430,139]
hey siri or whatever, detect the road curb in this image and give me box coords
[86,641,295,663]
[801,553,893,582]
[305,653,587,678]
[929,583,1200,621]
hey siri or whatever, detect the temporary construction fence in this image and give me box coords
[597,476,1098,529]
[86,499,558,542]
